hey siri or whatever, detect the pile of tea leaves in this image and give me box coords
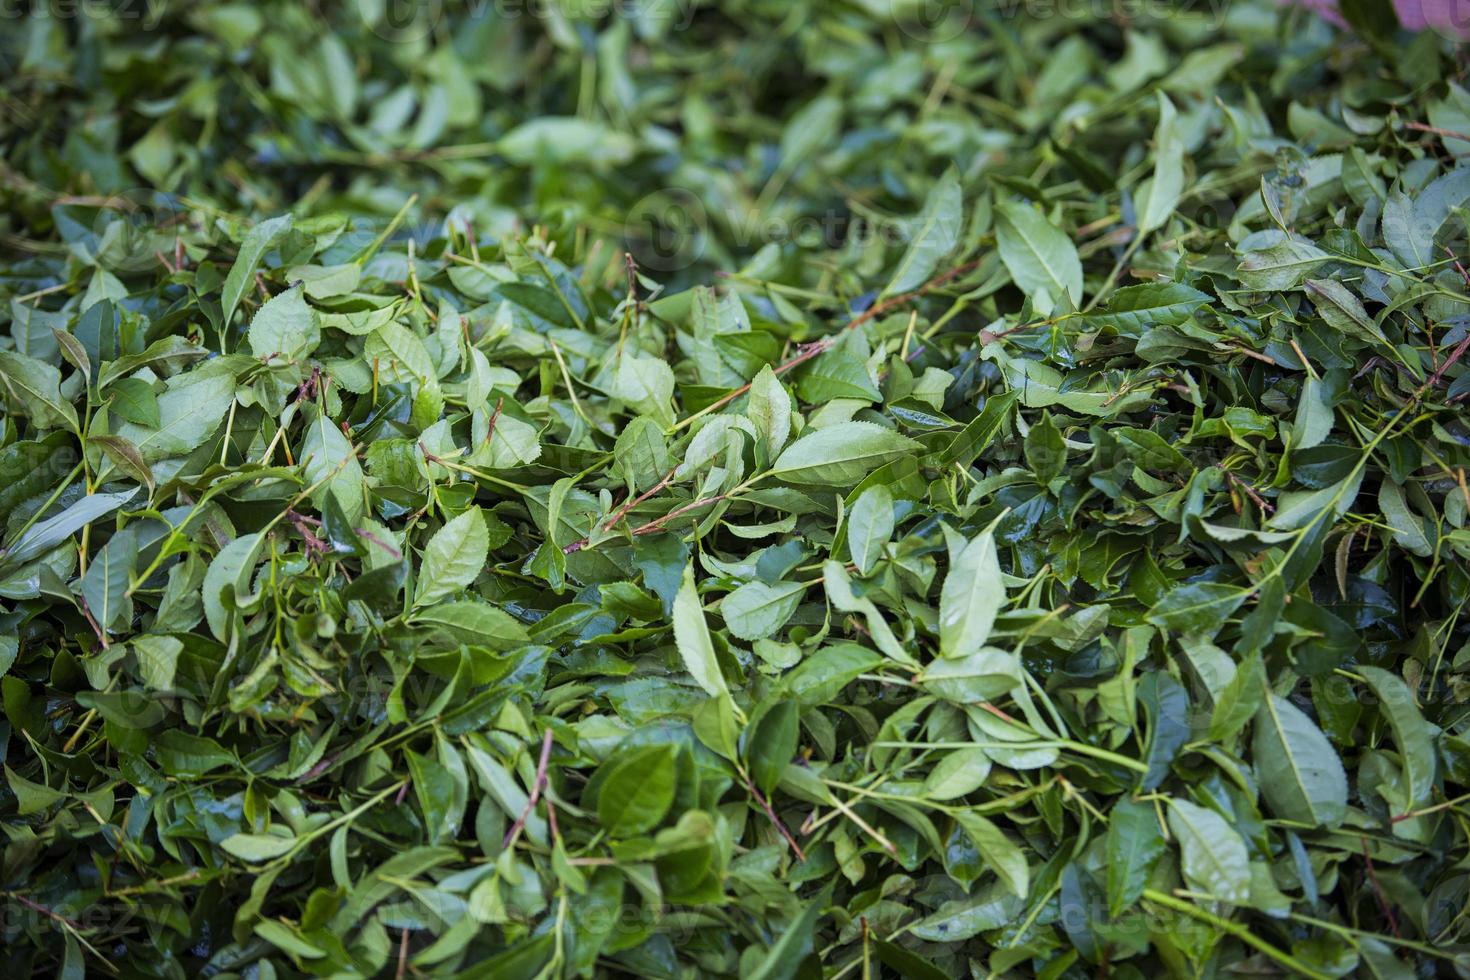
[2,1,1470,977]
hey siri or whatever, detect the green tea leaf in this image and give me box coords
[1254,694,1348,828]
[846,485,893,576]
[222,214,293,326]
[673,562,730,698]
[954,811,1029,899]
[0,351,79,432]
[302,414,365,526]
[721,580,805,641]
[771,422,920,485]
[1358,666,1437,810]
[596,744,676,836]
[1146,583,1246,635]
[1167,799,1250,904]
[938,526,1005,658]
[995,198,1083,307]
[747,365,792,456]
[248,284,320,361]
[747,700,799,795]
[116,365,237,462]
[1106,799,1166,916]
[1136,93,1186,234]
[1,489,137,570]
[882,168,963,297]
[221,832,297,863]
[414,507,489,607]
[1236,239,1329,290]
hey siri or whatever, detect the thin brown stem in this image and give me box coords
[7,893,88,933]
[1427,329,1470,391]
[603,466,678,532]
[1361,839,1402,939]
[503,728,555,847]
[627,492,734,537]
[1224,470,1274,514]
[668,258,982,433]
[79,598,110,650]
[482,396,504,448]
[395,927,410,980]
[564,464,680,554]
[746,774,806,861]
[1406,120,1470,146]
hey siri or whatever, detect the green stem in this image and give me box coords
[0,462,83,567]
[353,194,417,266]
[1142,888,1329,980]
[870,740,1148,774]
[1287,911,1457,961]
[270,778,409,868]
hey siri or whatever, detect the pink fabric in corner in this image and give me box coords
[1297,0,1470,33]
